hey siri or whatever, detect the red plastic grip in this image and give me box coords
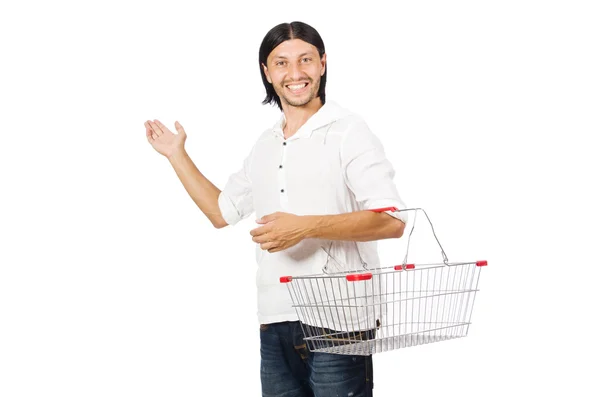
[476,260,488,267]
[346,273,373,282]
[280,276,293,283]
[368,207,398,213]
[394,264,415,271]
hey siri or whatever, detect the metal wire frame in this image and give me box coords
[282,260,486,356]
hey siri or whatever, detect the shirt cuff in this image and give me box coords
[218,191,242,226]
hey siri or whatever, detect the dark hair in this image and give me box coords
[259,21,327,110]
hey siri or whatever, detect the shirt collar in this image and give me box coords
[272,101,350,140]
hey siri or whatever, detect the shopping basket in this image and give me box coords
[280,207,487,356]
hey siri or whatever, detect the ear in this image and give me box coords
[262,63,272,84]
[320,53,327,76]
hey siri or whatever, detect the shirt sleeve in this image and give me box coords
[341,120,408,223]
[217,146,255,226]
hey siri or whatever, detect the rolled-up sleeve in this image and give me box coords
[217,146,255,226]
[341,121,408,223]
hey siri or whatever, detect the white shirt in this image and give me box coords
[218,101,408,326]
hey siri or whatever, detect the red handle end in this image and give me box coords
[368,207,398,213]
[394,264,415,271]
[346,273,373,282]
[280,276,293,283]
[476,260,488,267]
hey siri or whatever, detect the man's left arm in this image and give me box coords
[250,210,404,253]
[304,210,404,241]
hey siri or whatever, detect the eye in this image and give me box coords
[275,61,286,66]
[301,57,311,63]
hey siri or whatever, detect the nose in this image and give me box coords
[288,62,303,81]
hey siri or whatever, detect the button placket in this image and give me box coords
[278,139,288,204]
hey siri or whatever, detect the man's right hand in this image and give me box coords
[145,119,187,158]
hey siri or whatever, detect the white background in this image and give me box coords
[1,0,598,396]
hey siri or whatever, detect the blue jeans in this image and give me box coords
[260,321,374,397]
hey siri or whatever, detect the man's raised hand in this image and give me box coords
[145,119,187,158]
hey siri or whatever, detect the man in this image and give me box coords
[145,21,407,397]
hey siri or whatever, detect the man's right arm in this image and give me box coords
[147,119,254,228]
[145,119,229,229]
[167,149,229,229]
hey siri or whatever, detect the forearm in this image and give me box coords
[303,210,405,241]
[167,149,227,228]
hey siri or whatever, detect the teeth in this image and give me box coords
[287,83,307,90]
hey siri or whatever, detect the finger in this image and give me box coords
[145,122,154,141]
[144,121,155,137]
[148,121,161,139]
[260,213,279,223]
[174,121,186,136]
[250,225,268,237]
[261,241,277,251]
[153,119,172,135]
[268,242,286,253]
[252,234,271,244]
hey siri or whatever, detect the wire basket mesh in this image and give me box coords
[280,208,487,356]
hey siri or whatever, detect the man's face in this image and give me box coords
[263,39,326,108]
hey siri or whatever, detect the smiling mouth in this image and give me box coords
[285,82,309,92]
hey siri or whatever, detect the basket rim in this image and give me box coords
[284,261,484,281]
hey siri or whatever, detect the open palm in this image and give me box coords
[145,119,187,158]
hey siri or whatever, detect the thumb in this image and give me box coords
[175,121,187,136]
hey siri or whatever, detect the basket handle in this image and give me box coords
[320,207,449,273]
[370,207,449,265]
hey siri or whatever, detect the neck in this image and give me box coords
[281,97,323,139]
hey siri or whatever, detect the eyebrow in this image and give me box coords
[272,52,317,60]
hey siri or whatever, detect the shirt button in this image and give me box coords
[280,189,285,193]
[283,142,287,146]
[279,165,283,169]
